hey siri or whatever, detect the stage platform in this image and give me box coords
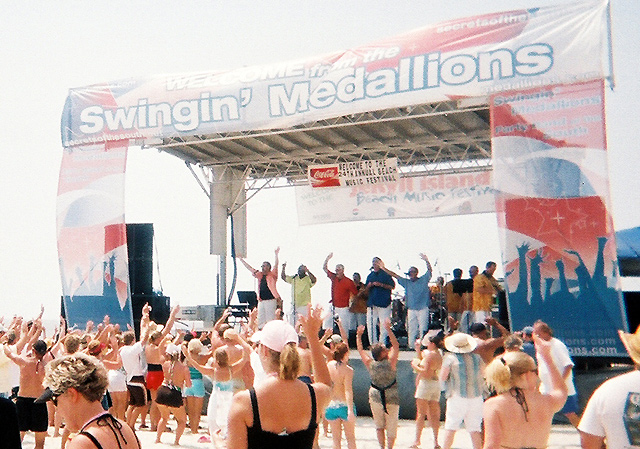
[347,350,633,420]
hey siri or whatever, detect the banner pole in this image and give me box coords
[606,0,616,90]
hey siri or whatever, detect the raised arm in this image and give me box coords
[229,333,252,376]
[102,335,122,370]
[355,325,372,369]
[378,259,400,279]
[306,266,317,285]
[323,253,332,275]
[280,262,288,282]
[419,253,432,276]
[486,317,509,338]
[160,305,181,338]
[3,344,25,366]
[319,328,332,347]
[36,304,45,321]
[534,334,567,412]
[213,308,232,332]
[299,305,331,387]
[139,304,152,345]
[15,321,32,354]
[273,247,280,277]
[239,257,257,275]
[383,319,400,369]
[26,320,43,348]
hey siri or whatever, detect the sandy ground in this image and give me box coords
[20,417,581,449]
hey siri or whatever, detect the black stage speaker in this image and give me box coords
[131,294,171,338]
[237,291,258,309]
[624,291,640,333]
[127,223,154,296]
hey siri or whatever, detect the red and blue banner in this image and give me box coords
[58,1,620,340]
[56,140,133,329]
[61,2,607,147]
[491,79,627,357]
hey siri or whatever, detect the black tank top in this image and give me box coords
[246,383,317,449]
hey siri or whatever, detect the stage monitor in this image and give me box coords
[237,291,257,309]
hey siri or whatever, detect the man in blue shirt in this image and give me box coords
[380,253,432,346]
[365,257,395,345]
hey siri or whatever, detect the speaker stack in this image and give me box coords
[127,223,170,338]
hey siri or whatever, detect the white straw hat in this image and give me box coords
[619,325,640,365]
[444,332,477,354]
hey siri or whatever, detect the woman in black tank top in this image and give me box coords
[227,306,332,449]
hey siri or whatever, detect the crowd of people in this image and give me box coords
[0,250,637,449]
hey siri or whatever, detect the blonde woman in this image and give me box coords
[184,330,251,447]
[183,337,210,434]
[483,335,567,449]
[227,306,332,449]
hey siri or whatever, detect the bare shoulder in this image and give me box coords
[67,435,98,449]
[483,394,504,415]
[424,350,439,361]
[229,389,253,426]
[230,389,252,411]
[68,420,139,449]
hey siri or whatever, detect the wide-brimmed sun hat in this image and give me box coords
[444,332,477,354]
[619,324,640,365]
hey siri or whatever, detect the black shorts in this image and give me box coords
[155,385,183,408]
[127,376,148,407]
[16,396,49,432]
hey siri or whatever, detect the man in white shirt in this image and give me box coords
[533,320,580,427]
[120,303,152,429]
[578,325,640,449]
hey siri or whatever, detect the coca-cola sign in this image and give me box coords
[308,165,340,188]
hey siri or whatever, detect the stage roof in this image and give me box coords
[149,98,492,185]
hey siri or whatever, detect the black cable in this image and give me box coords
[226,211,238,306]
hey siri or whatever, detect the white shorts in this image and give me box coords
[108,369,128,393]
[444,395,483,432]
[415,379,441,401]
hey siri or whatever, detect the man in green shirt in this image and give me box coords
[282,263,317,326]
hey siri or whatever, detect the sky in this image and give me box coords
[0,1,638,328]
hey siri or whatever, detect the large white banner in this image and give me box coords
[61,1,607,147]
[296,170,494,225]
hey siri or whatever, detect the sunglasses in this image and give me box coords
[50,389,69,406]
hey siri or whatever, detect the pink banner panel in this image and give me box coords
[56,140,133,329]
